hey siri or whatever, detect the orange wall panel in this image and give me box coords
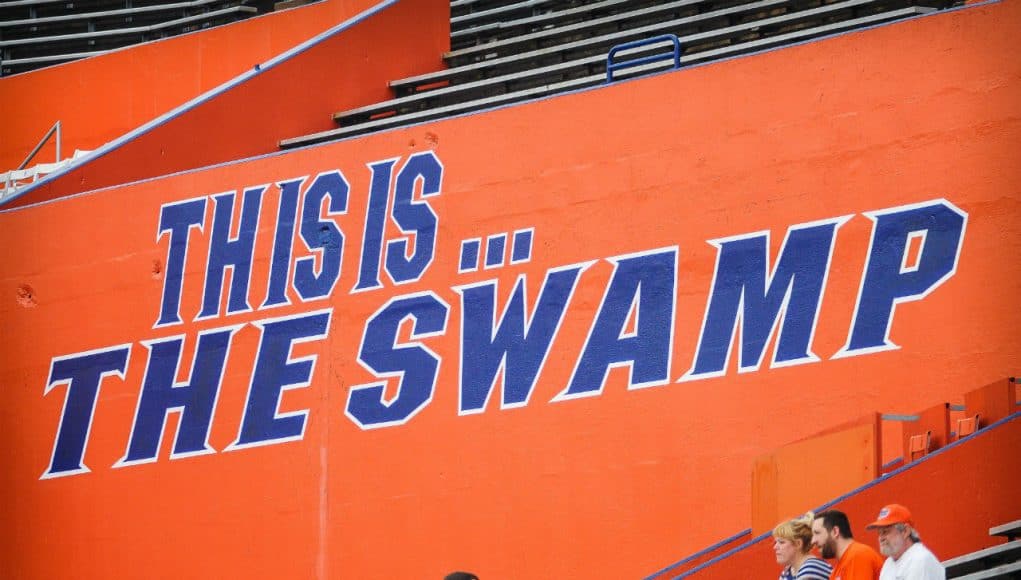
[964,377,1016,426]
[1,0,1020,578]
[752,417,880,535]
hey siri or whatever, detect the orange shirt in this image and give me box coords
[830,540,884,580]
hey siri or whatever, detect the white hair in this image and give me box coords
[895,523,921,543]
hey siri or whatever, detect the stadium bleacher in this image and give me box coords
[279,0,955,147]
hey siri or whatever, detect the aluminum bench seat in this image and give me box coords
[0,0,65,5]
[949,561,1021,580]
[0,1,232,28]
[451,0,537,18]
[451,0,666,47]
[452,0,566,31]
[0,5,257,48]
[0,0,166,20]
[0,0,120,6]
[990,520,1021,541]
[0,49,106,67]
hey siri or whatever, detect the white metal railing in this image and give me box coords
[1,120,72,202]
[1,149,91,202]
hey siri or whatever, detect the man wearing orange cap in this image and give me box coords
[866,504,945,580]
[812,510,884,580]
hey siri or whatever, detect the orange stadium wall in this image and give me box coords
[1,0,1019,578]
[0,0,447,183]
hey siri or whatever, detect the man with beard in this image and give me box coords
[866,504,945,580]
[812,510,884,580]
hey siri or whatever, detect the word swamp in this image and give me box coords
[40,150,967,479]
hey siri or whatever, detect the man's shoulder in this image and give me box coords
[849,540,883,559]
[903,542,942,566]
[846,541,884,570]
[878,557,896,580]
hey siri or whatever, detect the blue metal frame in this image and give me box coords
[606,34,682,82]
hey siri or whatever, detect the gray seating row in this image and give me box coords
[0,1,267,76]
[361,0,825,116]
[451,0,665,49]
[0,0,172,21]
[944,520,1021,580]
[990,520,1021,542]
[1,49,104,69]
[280,5,931,148]
[0,0,234,38]
[396,0,822,98]
[0,5,256,47]
[451,0,538,19]
[342,0,927,124]
[953,561,1021,580]
[945,541,1021,578]
[446,0,753,65]
[452,0,564,30]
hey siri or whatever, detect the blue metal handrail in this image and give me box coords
[606,34,682,82]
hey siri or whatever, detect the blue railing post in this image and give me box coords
[606,34,682,82]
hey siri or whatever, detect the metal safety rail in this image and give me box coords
[606,34,681,82]
[0,121,93,201]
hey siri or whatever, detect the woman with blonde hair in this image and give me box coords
[773,512,832,580]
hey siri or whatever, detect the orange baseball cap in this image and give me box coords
[866,504,913,529]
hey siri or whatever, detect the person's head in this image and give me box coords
[866,504,919,560]
[444,572,479,580]
[773,512,816,566]
[812,510,853,560]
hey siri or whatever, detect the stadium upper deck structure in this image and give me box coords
[1,0,1019,578]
